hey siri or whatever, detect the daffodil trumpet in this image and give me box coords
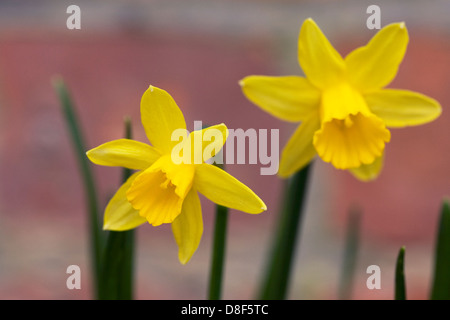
[87,86,266,264]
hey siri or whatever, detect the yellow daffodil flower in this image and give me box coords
[86,86,266,264]
[240,18,442,181]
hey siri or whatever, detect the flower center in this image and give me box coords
[126,155,195,226]
[313,83,391,169]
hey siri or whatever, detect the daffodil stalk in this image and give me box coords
[99,117,135,300]
[258,164,310,300]
[338,207,361,300]
[54,76,103,298]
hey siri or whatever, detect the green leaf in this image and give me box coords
[258,164,311,300]
[99,116,136,300]
[395,246,406,300]
[338,207,361,300]
[431,199,450,300]
[53,76,103,299]
[100,228,135,299]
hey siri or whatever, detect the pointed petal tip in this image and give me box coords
[277,158,300,179]
[103,222,114,231]
[238,79,245,87]
[384,21,406,30]
[102,223,141,232]
[394,22,407,34]
[85,147,95,155]
[436,103,443,115]
[85,148,98,164]
[178,257,189,265]
[390,22,408,36]
[302,17,318,29]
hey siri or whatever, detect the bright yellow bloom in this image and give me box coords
[240,18,442,181]
[87,86,266,264]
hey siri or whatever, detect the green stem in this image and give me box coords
[53,76,103,299]
[208,204,229,300]
[338,207,361,300]
[259,164,311,300]
[99,117,135,300]
[395,246,406,300]
[208,162,229,300]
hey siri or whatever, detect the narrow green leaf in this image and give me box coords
[258,164,311,300]
[395,246,407,300]
[53,76,103,299]
[100,228,135,299]
[431,199,450,300]
[208,161,229,300]
[100,116,135,300]
[338,207,361,300]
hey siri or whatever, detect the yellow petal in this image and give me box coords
[86,139,161,170]
[182,123,228,164]
[126,155,195,226]
[171,188,203,264]
[365,89,442,128]
[194,163,266,214]
[103,172,148,231]
[239,75,320,122]
[298,18,346,89]
[313,113,390,170]
[345,22,408,92]
[140,86,187,154]
[278,112,320,178]
[349,154,384,182]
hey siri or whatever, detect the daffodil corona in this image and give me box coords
[241,18,442,181]
[87,86,266,264]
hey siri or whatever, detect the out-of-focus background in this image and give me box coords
[0,0,449,300]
